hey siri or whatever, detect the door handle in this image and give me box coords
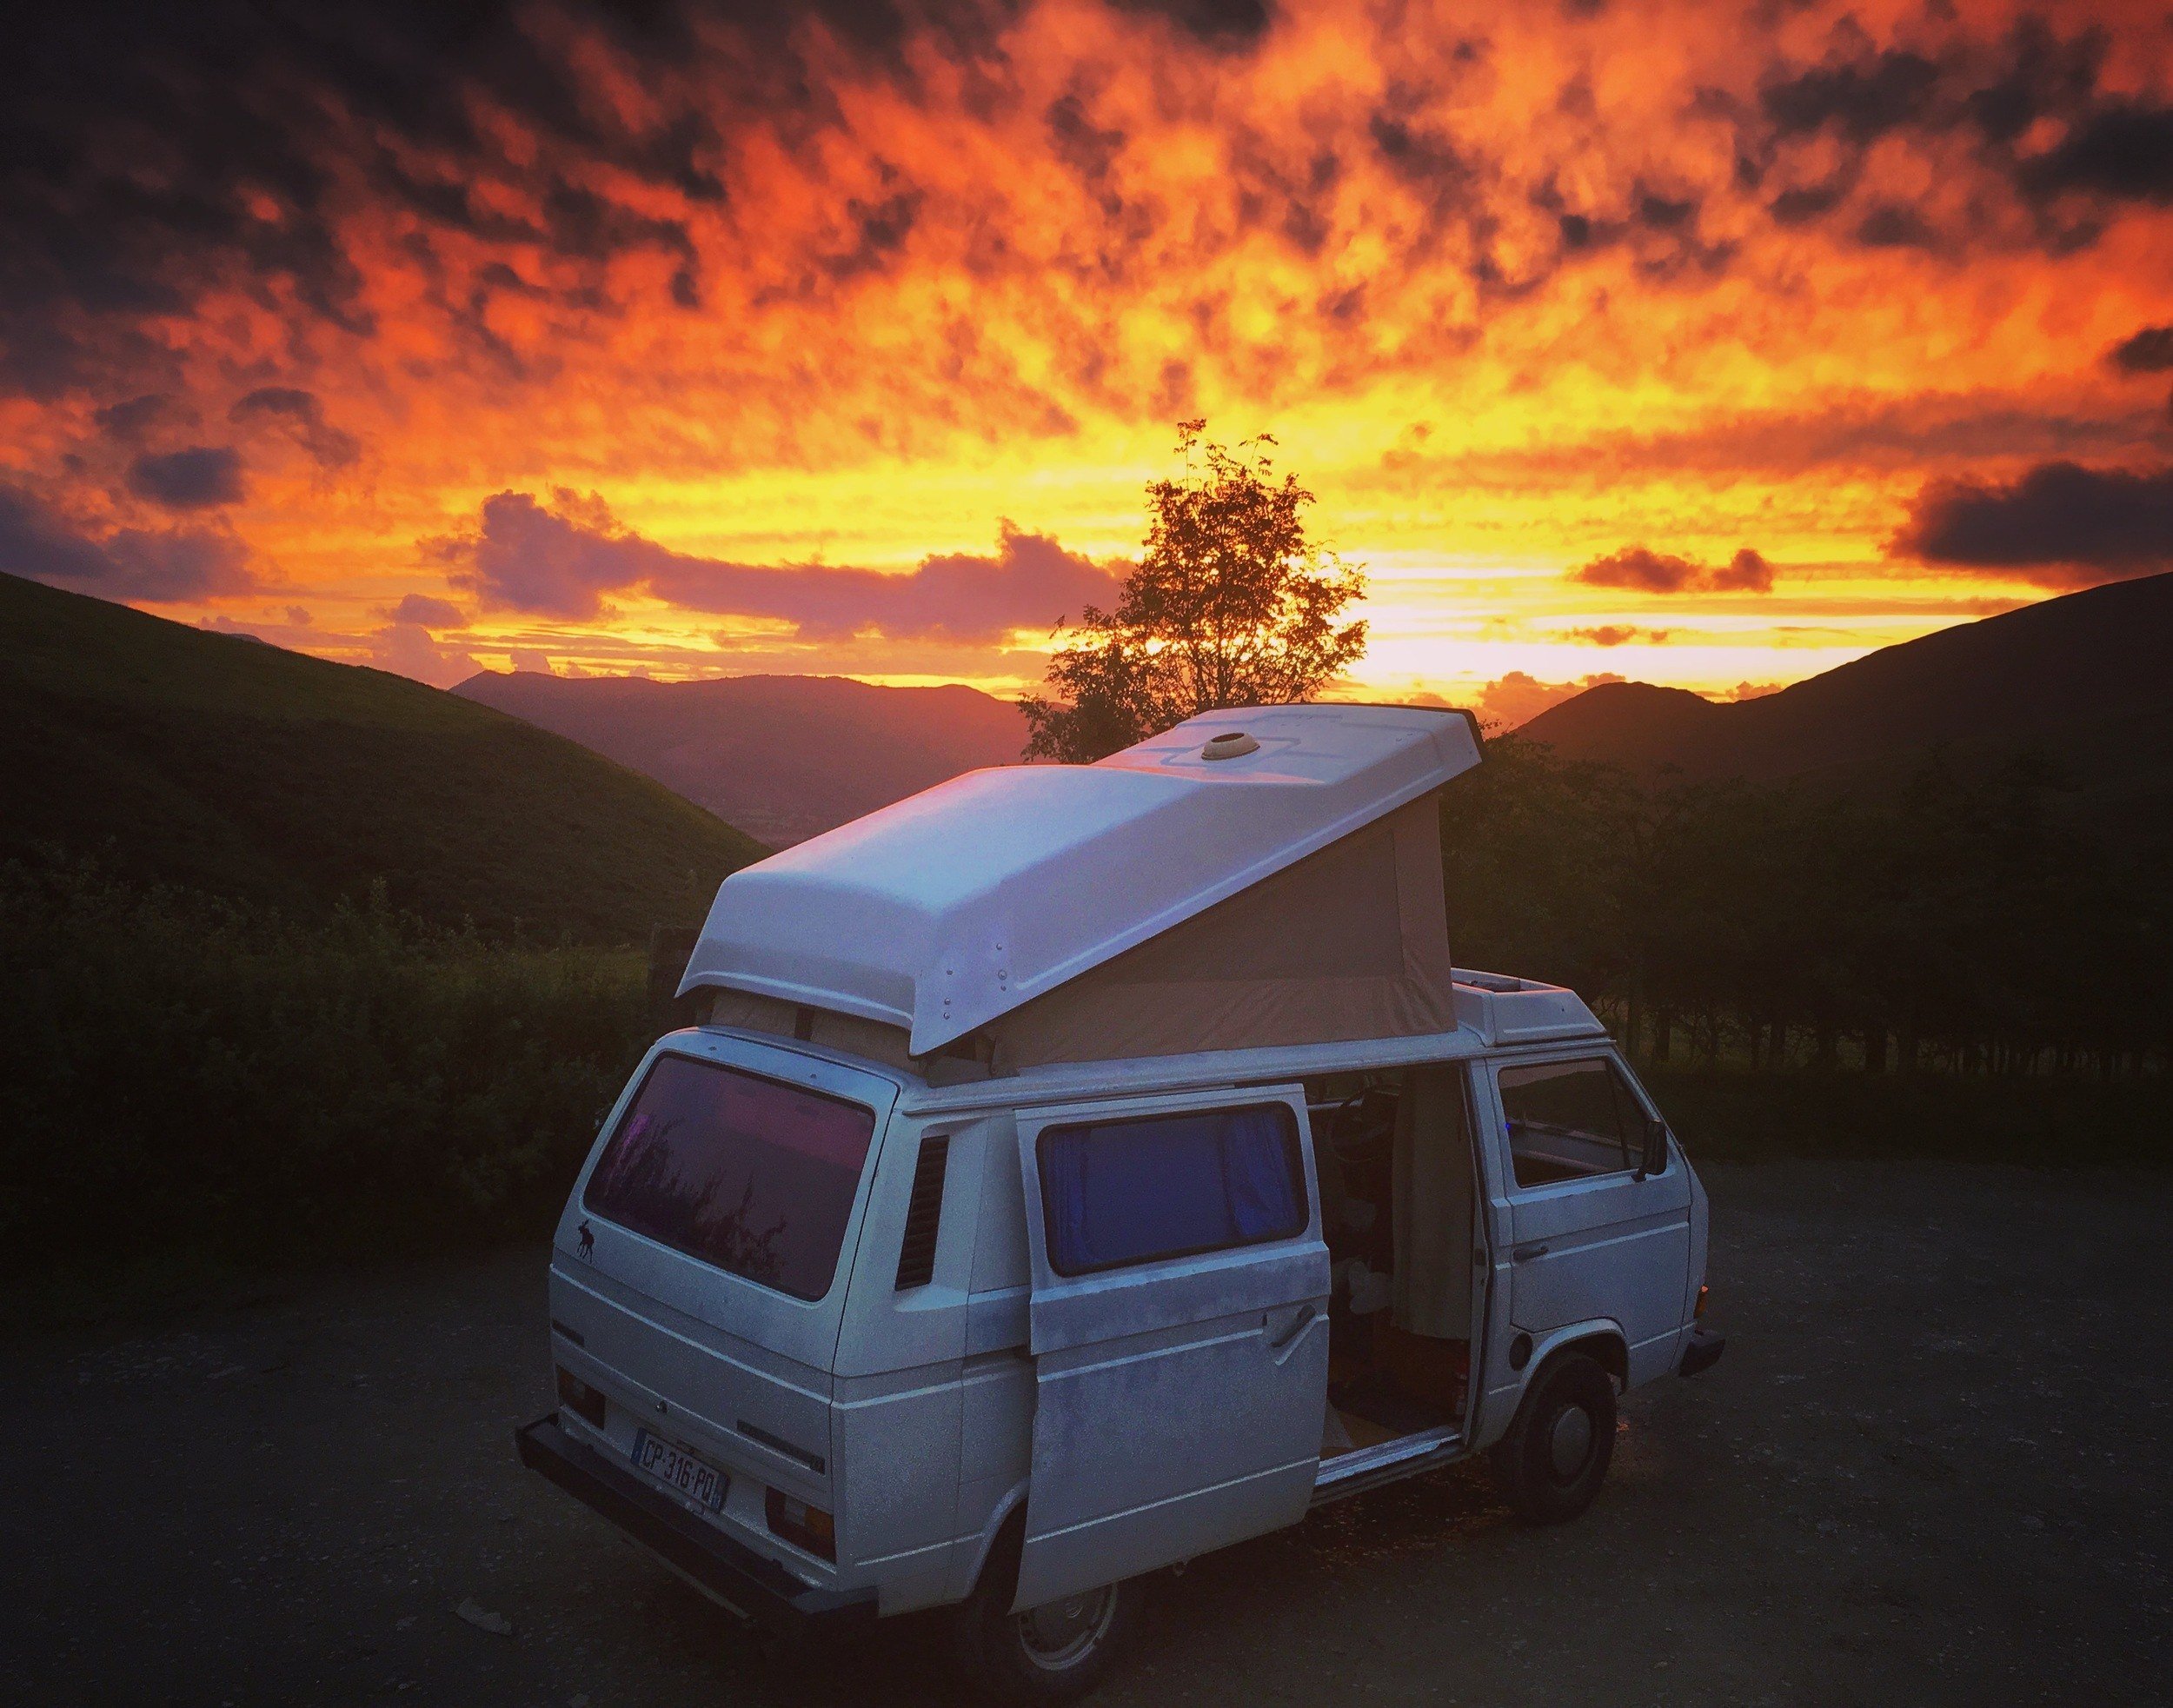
[1265,1306,1318,1355]
[1512,1243,1550,1262]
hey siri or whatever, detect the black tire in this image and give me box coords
[949,1522,1136,1705]
[1490,1352,1617,1525]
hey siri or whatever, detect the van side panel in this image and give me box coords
[951,1113,1034,1598]
[1467,1064,1524,1453]
[830,1113,990,1612]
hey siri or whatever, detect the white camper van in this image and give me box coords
[517,704,1724,1701]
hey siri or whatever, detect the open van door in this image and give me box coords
[1012,1085,1332,1608]
[1484,1053,1693,1387]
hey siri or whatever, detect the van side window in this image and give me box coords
[1037,1104,1306,1276]
[1497,1059,1645,1187]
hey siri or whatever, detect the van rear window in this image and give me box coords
[1036,1103,1306,1276]
[583,1054,876,1300]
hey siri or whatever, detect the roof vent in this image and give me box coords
[1199,730,1259,761]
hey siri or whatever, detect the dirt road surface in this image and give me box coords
[7,1161,2169,1706]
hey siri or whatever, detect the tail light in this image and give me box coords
[766,1490,836,1560]
[1694,1281,1711,1319]
[555,1366,607,1428]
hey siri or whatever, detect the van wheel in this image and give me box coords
[1492,1352,1616,1525]
[950,1525,1135,1704]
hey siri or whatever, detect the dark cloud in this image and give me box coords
[1637,192,1697,230]
[2021,105,2173,204]
[1893,462,2173,584]
[0,482,254,601]
[93,393,174,440]
[1709,548,1774,592]
[433,488,1125,641]
[1572,547,1700,592]
[126,445,244,508]
[2110,326,2173,374]
[1760,48,1941,144]
[229,387,361,468]
[388,592,465,628]
[1741,20,2163,251]
[1113,0,1273,48]
[1854,203,1937,249]
[1570,544,1774,595]
[820,191,922,283]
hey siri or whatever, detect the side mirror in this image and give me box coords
[1638,1114,1669,1180]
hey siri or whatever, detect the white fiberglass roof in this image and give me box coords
[679,702,1484,1055]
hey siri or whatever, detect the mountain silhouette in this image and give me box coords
[1518,573,2173,814]
[454,671,1029,846]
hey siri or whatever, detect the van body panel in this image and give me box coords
[553,1033,904,1585]
[964,1288,1029,1354]
[832,1361,964,1610]
[1010,1085,1332,1609]
[827,1110,990,1608]
[546,1260,841,1587]
[1470,1109,1524,1451]
[548,1258,837,1485]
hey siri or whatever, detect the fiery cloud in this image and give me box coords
[1896,462,2173,583]
[1572,548,1775,595]
[0,0,2169,702]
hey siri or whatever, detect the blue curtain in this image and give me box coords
[1041,1106,1302,1274]
[1221,1107,1303,1240]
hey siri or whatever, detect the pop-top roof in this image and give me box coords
[679,703,1483,1056]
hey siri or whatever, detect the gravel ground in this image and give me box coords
[6,1160,2170,1707]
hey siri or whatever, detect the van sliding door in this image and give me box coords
[1013,1085,1332,1609]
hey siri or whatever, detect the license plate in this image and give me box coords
[630,1428,728,1512]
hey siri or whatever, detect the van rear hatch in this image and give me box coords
[545,1033,900,1574]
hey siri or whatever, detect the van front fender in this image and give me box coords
[1472,1318,1627,1452]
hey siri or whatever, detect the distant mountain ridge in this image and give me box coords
[454,670,1029,846]
[0,571,764,937]
[1518,573,2173,813]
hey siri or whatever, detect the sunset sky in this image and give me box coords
[4,0,2170,723]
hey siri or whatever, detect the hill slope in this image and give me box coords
[454,671,1029,846]
[0,572,766,938]
[1519,573,2173,807]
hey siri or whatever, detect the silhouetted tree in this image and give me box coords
[1020,421,1367,761]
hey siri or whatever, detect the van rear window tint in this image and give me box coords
[1037,1104,1306,1276]
[583,1054,875,1300]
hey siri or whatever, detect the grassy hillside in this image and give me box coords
[0,572,766,939]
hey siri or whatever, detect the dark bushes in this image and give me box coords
[0,861,652,1273]
[1443,736,2170,1083]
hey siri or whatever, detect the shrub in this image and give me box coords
[0,860,653,1272]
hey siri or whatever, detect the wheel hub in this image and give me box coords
[1548,1404,1594,1479]
[1018,1585,1116,1670]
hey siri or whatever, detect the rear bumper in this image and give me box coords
[515,1414,875,1632]
[1678,1326,1726,1379]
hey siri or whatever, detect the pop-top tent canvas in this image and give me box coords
[680,703,1484,1072]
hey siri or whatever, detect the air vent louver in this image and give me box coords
[894,1134,950,1289]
